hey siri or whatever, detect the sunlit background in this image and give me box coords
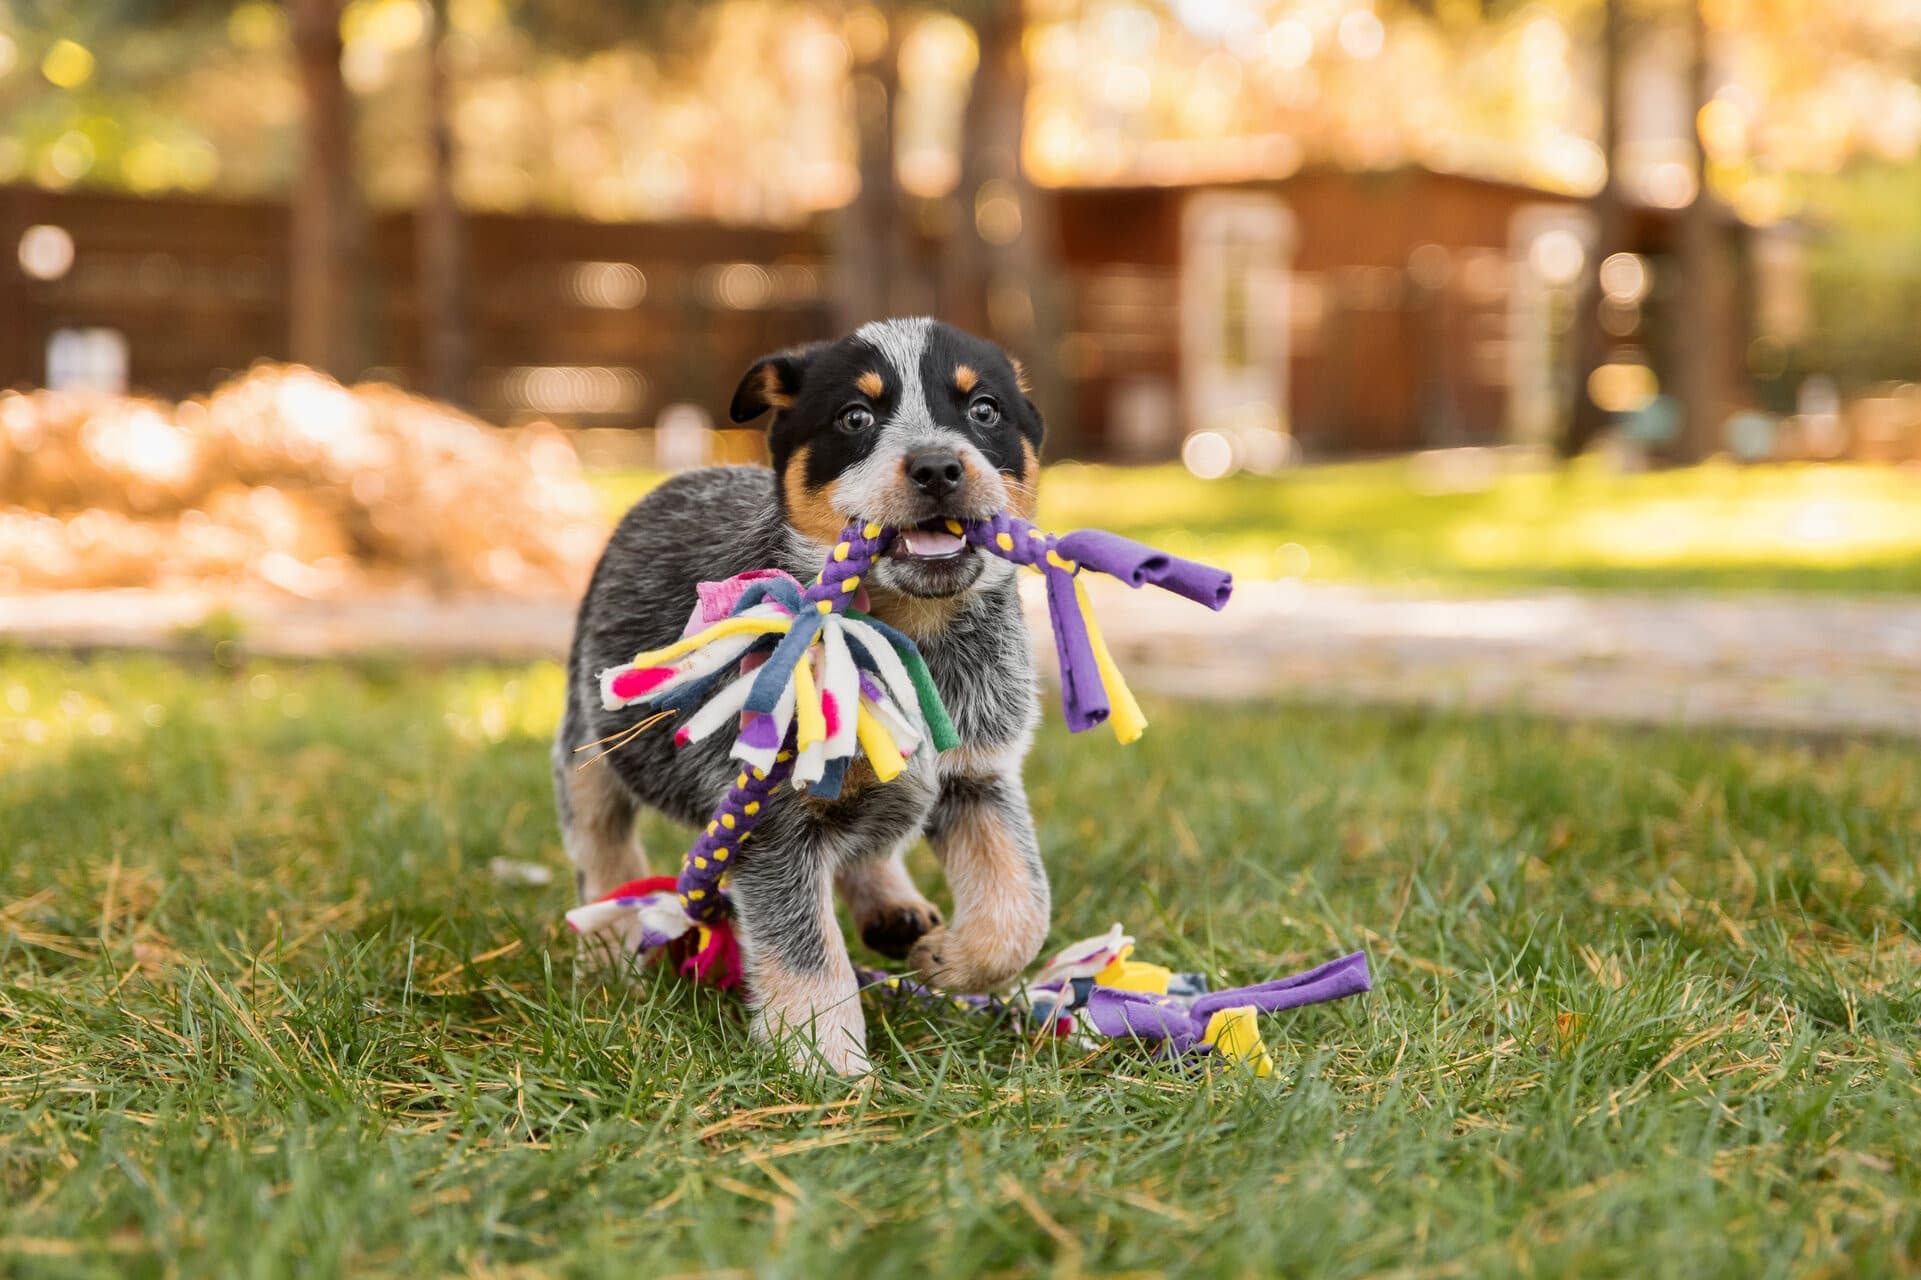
[5,0,1921,614]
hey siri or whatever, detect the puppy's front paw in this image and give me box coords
[859,901,943,960]
[908,917,1043,994]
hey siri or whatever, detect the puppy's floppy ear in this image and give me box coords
[1021,396,1046,446]
[729,344,820,423]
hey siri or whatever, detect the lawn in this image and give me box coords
[594,457,1921,594]
[4,651,1919,1277]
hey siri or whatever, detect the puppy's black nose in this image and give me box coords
[907,449,964,499]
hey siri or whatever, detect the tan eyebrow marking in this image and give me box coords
[953,364,979,393]
[856,370,885,398]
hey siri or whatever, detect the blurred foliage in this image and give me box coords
[1795,161,1921,387]
[5,0,1921,212]
[0,0,867,219]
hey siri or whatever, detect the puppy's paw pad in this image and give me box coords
[860,903,943,960]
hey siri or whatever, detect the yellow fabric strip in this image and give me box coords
[855,704,905,783]
[792,648,826,751]
[1072,575,1147,744]
[1200,1006,1275,1077]
[628,616,790,669]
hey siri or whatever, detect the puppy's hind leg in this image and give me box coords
[836,843,943,961]
[553,713,649,958]
[732,832,869,1077]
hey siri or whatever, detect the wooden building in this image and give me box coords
[1050,165,1775,458]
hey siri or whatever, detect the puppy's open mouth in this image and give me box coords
[889,523,972,563]
[873,519,986,598]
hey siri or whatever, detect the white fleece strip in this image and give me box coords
[731,673,797,774]
[862,691,922,756]
[840,618,929,736]
[820,623,862,760]
[674,666,762,746]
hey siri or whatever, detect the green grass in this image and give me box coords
[4,652,1919,1277]
[594,457,1921,594]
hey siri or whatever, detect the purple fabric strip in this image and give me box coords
[1082,989,1197,1041]
[1187,951,1372,1020]
[1082,951,1371,1046]
[1043,563,1110,733]
[1055,530,1234,611]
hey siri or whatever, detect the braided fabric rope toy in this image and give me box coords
[565,513,1370,1064]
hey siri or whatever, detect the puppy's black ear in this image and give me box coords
[729,346,818,423]
[1021,396,1046,447]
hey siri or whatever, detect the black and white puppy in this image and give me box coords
[554,318,1049,1075]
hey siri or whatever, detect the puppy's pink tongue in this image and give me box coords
[895,529,966,558]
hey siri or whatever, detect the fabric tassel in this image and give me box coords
[843,613,959,751]
[672,665,763,747]
[840,619,933,732]
[1071,575,1147,744]
[733,677,796,775]
[820,625,862,762]
[1054,529,1234,610]
[1081,952,1372,1049]
[626,612,792,672]
[791,646,827,752]
[812,755,850,800]
[679,919,745,991]
[854,704,905,782]
[744,612,824,714]
[1041,559,1112,733]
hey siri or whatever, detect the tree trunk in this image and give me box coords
[943,0,1071,449]
[288,0,363,379]
[1560,0,1626,458]
[833,14,909,330]
[417,0,466,405]
[1674,0,1725,460]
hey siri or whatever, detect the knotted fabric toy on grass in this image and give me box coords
[563,513,1368,1060]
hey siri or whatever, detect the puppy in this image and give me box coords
[554,318,1050,1075]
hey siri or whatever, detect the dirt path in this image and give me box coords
[6,581,1918,738]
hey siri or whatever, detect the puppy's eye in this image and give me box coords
[836,404,875,434]
[967,397,1001,428]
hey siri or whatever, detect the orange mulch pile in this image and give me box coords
[0,366,605,596]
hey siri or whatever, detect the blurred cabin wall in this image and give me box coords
[2,171,1768,459]
[0,184,829,432]
[1052,167,1763,458]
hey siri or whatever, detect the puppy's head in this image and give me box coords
[730,318,1042,600]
